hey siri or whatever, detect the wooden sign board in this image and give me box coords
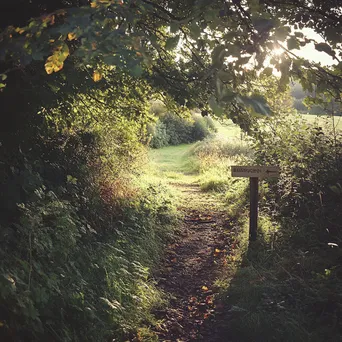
[231,166,280,179]
[231,165,280,241]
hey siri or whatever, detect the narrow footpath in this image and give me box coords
[152,180,235,342]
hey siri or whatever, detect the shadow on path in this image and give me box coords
[152,182,235,341]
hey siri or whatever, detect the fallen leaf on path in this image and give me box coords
[214,248,222,257]
[206,295,214,305]
[189,296,197,303]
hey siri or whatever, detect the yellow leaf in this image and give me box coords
[60,43,70,60]
[45,62,54,74]
[90,1,98,8]
[68,32,77,41]
[15,27,25,34]
[93,70,102,82]
[53,61,64,72]
[202,286,209,291]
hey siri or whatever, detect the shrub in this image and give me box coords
[162,112,194,145]
[0,125,177,341]
[148,121,170,148]
[149,112,216,148]
[219,114,342,342]
[192,116,210,140]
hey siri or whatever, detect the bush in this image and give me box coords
[162,112,194,145]
[150,112,216,148]
[253,115,342,226]
[192,116,210,140]
[148,121,170,148]
[0,126,177,341]
[218,114,342,342]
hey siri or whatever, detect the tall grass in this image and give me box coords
[188,135,253,192]
[199,115,342,342]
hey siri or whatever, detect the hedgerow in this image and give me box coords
[0,124,178,341]
[149,112,216,148]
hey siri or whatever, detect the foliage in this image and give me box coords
[161,113,194,146]
[189,134,252,192]
[290,82,341,115]
[148,121,170,148]
[0,59,178,340]
[2,0,341,123]
[207,114,342,341]
[149,112,216,148]
[0,127,178,341]
[253,115,342,224]
[1,0,342,340]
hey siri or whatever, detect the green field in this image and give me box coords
[301,113,342,130]
[215,119,245,140]
[148,119,244,178]
[148,114,341,181]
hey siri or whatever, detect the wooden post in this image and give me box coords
[231,165,279,241]
[249,177,259,241]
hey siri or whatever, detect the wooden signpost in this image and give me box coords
[231,166,280,241]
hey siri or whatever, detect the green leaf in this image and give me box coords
[217,70,232,82]
[237,95,271,116]
[211,45,226,67]
[130,64,143,77]
[294,31,304,38]
[0,74,7,81]
[170,22,179,33]
[330,183,342,194]
[165,35,180,50]
[236,56,251,65]
[287,36,300,50]
[208,96,224,116]
[274,26,291,41]
[220,88,235,102]
[103,55,118,65]
[315,43,336,57]
[0,83,6,88]
[253,18,274,33]
[189,22,201,39]
[262,67,273,77]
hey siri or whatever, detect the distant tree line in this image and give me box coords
[291,82,342,116]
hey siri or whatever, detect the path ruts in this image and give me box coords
[153,182,233,341]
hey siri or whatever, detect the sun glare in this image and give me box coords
[272,47,284,56]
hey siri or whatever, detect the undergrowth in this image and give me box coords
[189,135,252,192]
[0,129,178,341]
[193,115,342,342]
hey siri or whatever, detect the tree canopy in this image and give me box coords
[0,0,341,120]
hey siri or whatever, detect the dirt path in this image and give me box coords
[153,181,234,341]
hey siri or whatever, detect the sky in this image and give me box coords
[293,28,337,66]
